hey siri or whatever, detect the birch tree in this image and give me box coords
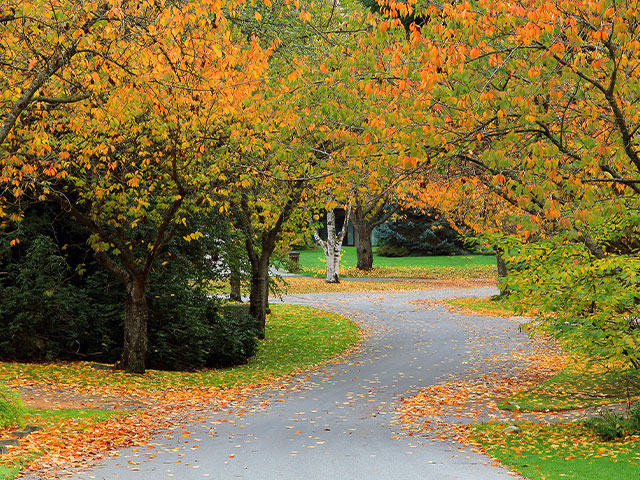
[313,206,352,283]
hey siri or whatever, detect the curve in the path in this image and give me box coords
[71,287,529,480]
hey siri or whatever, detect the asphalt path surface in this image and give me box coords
[73,287,528,480]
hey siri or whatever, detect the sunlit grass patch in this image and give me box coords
[471,422,640,480]
[447,296,521,317]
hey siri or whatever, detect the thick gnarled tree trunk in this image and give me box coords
[353,220,374,271]
[117,277,149,374]
[350,198,398,272]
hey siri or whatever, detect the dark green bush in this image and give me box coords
[211,305,259,367]
[0,235,121,362]
[585,411,626,441]
[375,206,467,256]
[146,275,259,370]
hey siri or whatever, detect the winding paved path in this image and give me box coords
[74,287,530,479]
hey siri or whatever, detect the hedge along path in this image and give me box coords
[0,304,359,479]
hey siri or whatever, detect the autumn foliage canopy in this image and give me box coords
[1,0,640,370]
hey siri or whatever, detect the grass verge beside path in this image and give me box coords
[472,422,640,480]
[500,364,640,413]
[0,304,359,479]
[446,295,640,479]
[445,296,640,413]
[447,296,526,317]
[295,247,496,279]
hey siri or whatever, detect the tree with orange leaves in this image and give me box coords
[382,0,640,367]
[1,0,269,373]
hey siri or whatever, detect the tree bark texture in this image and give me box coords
[229,262,242,302]
[350,198,397,272]
[354,221,374,271]
[248,258,270,339]
[314,207,351,283]
[117,277,148,374]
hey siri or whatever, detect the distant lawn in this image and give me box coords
[295,247,496,279]
[472,422,640,480]
[276,276,496,295]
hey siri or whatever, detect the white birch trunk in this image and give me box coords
[313,206,351,283]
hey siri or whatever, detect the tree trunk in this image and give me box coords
[117,277,148,374]
[326,246,340,283]
[313,207,351,283]
[229,262,242,302]
[493,246,508,296]
[354,221,374,271]
[249,260,269,339]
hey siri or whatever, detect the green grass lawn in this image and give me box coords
[295,247,496,279]
[447,296,523,317]
[500,366,640,412]
[0,455,35,480]
[472,422,640,480]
